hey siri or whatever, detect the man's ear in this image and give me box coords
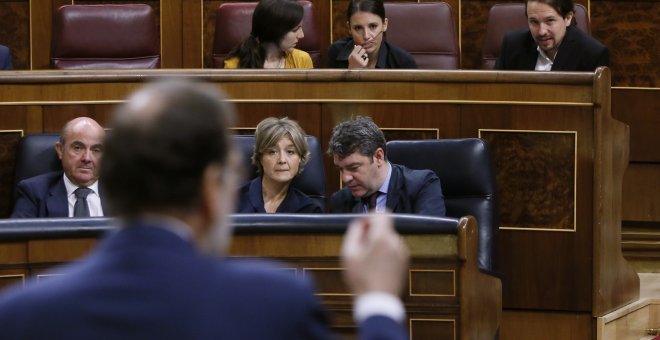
[374,148,385,166]
[564,11,574,26]
[55,142,64,160]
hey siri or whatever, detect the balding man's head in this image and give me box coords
[100,79,237,218]
[55,117,105,187]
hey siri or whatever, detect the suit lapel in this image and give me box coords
[247,178,266,213]
[386,165,402,212]
[350,197,363,213]
[551,26,576,70]
[98,182,108,216]
[47,176,68,217]
[521,34,539,70]
[277,186,298,213]
[522,49,538,70]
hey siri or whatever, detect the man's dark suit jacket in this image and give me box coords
[0,44,13,70]
[10,171,106,218]
[495,25,609,71]
[331,163,446,216]
[0,222,407,339]
[237,176,323,213]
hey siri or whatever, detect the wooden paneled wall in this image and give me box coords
[589,0,660,262]
[0,0,655,85]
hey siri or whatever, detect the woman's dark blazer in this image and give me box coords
[237,177,323,213]
[0,44,13,70]
[495,25,608,71]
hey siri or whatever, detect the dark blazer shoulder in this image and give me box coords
[0,221,405,339]
[238,177,323,213]
[0,44,12,70]
[496,26,609,71]
[495,28,537,70]
[0,224,333,339]
[388,164,446,216]
[281,187,323,213]
[391,164,439,192]
[359,315,408,340]
[11,171,67,218]
[553,26,609,71]
[330,188,357,213]
[331,164,446,216]
[237,177,262,213]
[18,171,63,188]
[382,41,417,69]
[328,37,353,68]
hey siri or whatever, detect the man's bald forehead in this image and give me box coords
[62,116,102,131]
[60,117,104,143]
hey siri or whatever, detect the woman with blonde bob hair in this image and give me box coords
[238,117,322,213]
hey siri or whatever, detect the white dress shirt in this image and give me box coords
[354,292,406,323]
[63,175,104,217]
[363,162,392,213]
[535,46,554,71]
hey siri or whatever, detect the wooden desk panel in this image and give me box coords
[465,104,595,311]
[0,216,500,340]
[0,69,637,338]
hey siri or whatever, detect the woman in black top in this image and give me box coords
[328,0,416,69]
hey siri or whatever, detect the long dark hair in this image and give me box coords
[225,0,304,68]
[346,0,386,22]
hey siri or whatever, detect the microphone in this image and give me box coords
[359,30,384,61]
[361,30,384,48]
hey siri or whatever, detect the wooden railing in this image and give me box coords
[0,214,501,340]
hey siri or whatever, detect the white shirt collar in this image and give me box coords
[363,162,392,213]
[535,46,554,71]
[377,162,392,195]
[63,174,100,197]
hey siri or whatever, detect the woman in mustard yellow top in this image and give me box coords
[224,0,313,69]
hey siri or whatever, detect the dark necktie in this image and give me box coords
[364,191,381,211]
[73,187,92,217]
